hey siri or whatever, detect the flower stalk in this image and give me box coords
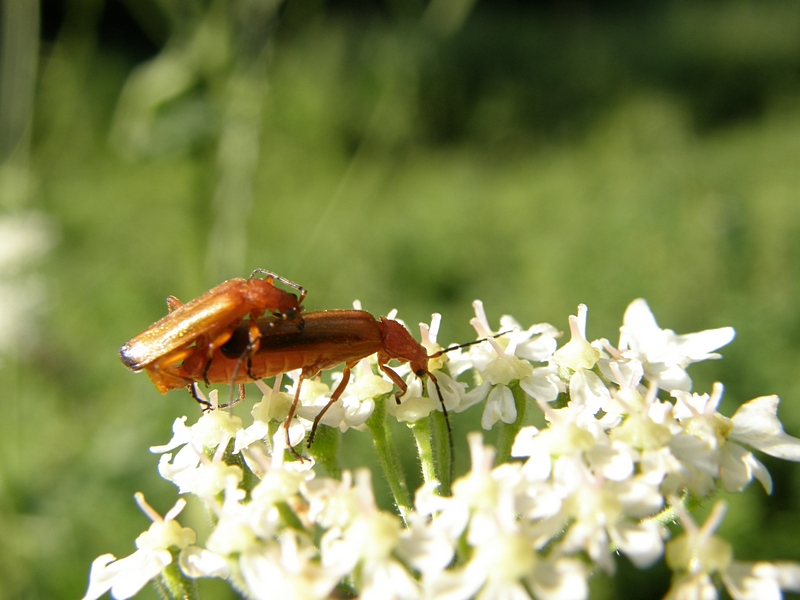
[409,418,436,486]
[155,559,197,600]
[366,397,412,519]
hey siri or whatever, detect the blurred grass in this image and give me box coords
[1,1,800,598]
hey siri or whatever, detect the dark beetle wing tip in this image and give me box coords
[119,344,142,370]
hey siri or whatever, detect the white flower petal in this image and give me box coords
[611,521,664,569]
[569,369,611,414]
[149,417,192,453]
[730,396,800,461]
[722,561,793,600]
[82,554,118,600]
[519,366,559,402]
[529,557,588,600]
[481,386,516,430]
[179,546,230,578]
[82,549,172,600]
[720,443,772,494]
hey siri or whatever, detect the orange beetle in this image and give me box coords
[180,309,455,457]
[120,270,305,394]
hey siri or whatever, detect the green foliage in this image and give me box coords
[2,1,800,599]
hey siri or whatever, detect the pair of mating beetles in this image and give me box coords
[120,270,471,457]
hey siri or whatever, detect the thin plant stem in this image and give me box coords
[409,418,437,487]
[366,398,412,521]
[156,556,197,600]
[308,424,341,479]
[431,411,452,495]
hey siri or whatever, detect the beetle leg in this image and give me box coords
[379,364,408,403]
[201,328,237,384]
[188,383,213,411]
[218,384,246,410]
[245,320,262,380]
[144,346,199,393]
[246,355,255,380]
[166,295,183,312]
[284,375,309,461]
[202,358,212,386]
[224,321,261,381]
[307,361,357,446]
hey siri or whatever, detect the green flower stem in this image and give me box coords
[409,418,436,486]
[277,501,305,531]
[366,398,412,520]
[649,493,707,528]
[156,555,197,600]
[224,440,258,494]
[431,411,452,496]
[494,381,528,465]
[308,424,341,478]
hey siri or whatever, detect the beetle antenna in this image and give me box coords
[428,372,454,488]
[220,348,250,409]
[250,268,307,302]
[428,330,512,359]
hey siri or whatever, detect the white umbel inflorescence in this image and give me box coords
[84,299,800,600]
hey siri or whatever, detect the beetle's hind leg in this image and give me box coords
[188,383,213,411]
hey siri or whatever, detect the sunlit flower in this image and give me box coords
[618,299,735,392]
[150,395,245,495]
[469,301,537,429]
[82,494,196,600]
[316,470,420,598]
[670,384,777,495]
[729,395,800,462]
[84,298,800,600]
[665,500,732,599]
[238,530,339,600]
[722,560,800,600]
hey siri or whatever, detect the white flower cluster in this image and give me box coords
[84,300,800,600]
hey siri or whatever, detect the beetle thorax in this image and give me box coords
[379,318,429,376]
[247,278,300,320]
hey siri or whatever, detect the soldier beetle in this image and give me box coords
[119,269,306,395]
[181,310,495,459]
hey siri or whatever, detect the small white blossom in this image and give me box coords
[670,384,775,494]
[85,297,800,600]
[555,455,664,572]
[151,398,244,495]
[553,305,600,372]
[619,299,735,392]
[663,499,800,600]
[665,500,732,599]
[331,359,387,431]
[469,301,536,430]
[317,470,420,598]
[238,530,339,600]
[389,377,438,422]
[82,494,196,600]
[729,395,800,461]
[235,379,291,452]
[722,561,800,600]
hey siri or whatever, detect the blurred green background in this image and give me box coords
[1,0,800,598]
